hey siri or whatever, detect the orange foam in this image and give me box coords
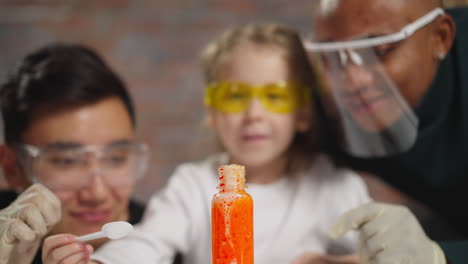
[212,164,253,264]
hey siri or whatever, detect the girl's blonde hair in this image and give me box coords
[200,22,320,175]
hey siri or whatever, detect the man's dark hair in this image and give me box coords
[0,43,136,144]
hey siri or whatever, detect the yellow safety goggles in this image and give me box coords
[204,81,310,114]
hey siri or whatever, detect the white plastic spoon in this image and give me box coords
[76,221,133,242]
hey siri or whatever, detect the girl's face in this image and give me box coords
[208,43,310,169]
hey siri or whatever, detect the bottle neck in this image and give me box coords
[218,164,246,192]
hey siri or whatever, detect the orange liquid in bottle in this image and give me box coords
[212,164,254,264]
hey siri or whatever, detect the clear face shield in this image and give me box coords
[304,8,444,158]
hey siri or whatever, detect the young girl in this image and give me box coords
[43,23,369,264]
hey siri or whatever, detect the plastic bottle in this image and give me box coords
[212,164,254,264]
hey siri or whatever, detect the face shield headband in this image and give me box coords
[302,8,444,158]
[304,8,444,52]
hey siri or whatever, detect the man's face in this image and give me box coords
[313,0,440,131]
[18,97,135,245]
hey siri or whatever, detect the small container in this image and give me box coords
[211,164,254,264]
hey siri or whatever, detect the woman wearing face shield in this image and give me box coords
[303,0,468,263]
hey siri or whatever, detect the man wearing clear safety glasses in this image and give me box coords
[301,0,468,263]
[17,142,148,194]
[0,43,149,264]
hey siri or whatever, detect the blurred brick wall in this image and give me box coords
[0,0,316,202]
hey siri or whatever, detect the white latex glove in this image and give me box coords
[0,183,61,264]
[330,202,446,264]
[290,251,360,264]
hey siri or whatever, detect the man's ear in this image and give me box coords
[0,144,28,190]
[432,13,456,60]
